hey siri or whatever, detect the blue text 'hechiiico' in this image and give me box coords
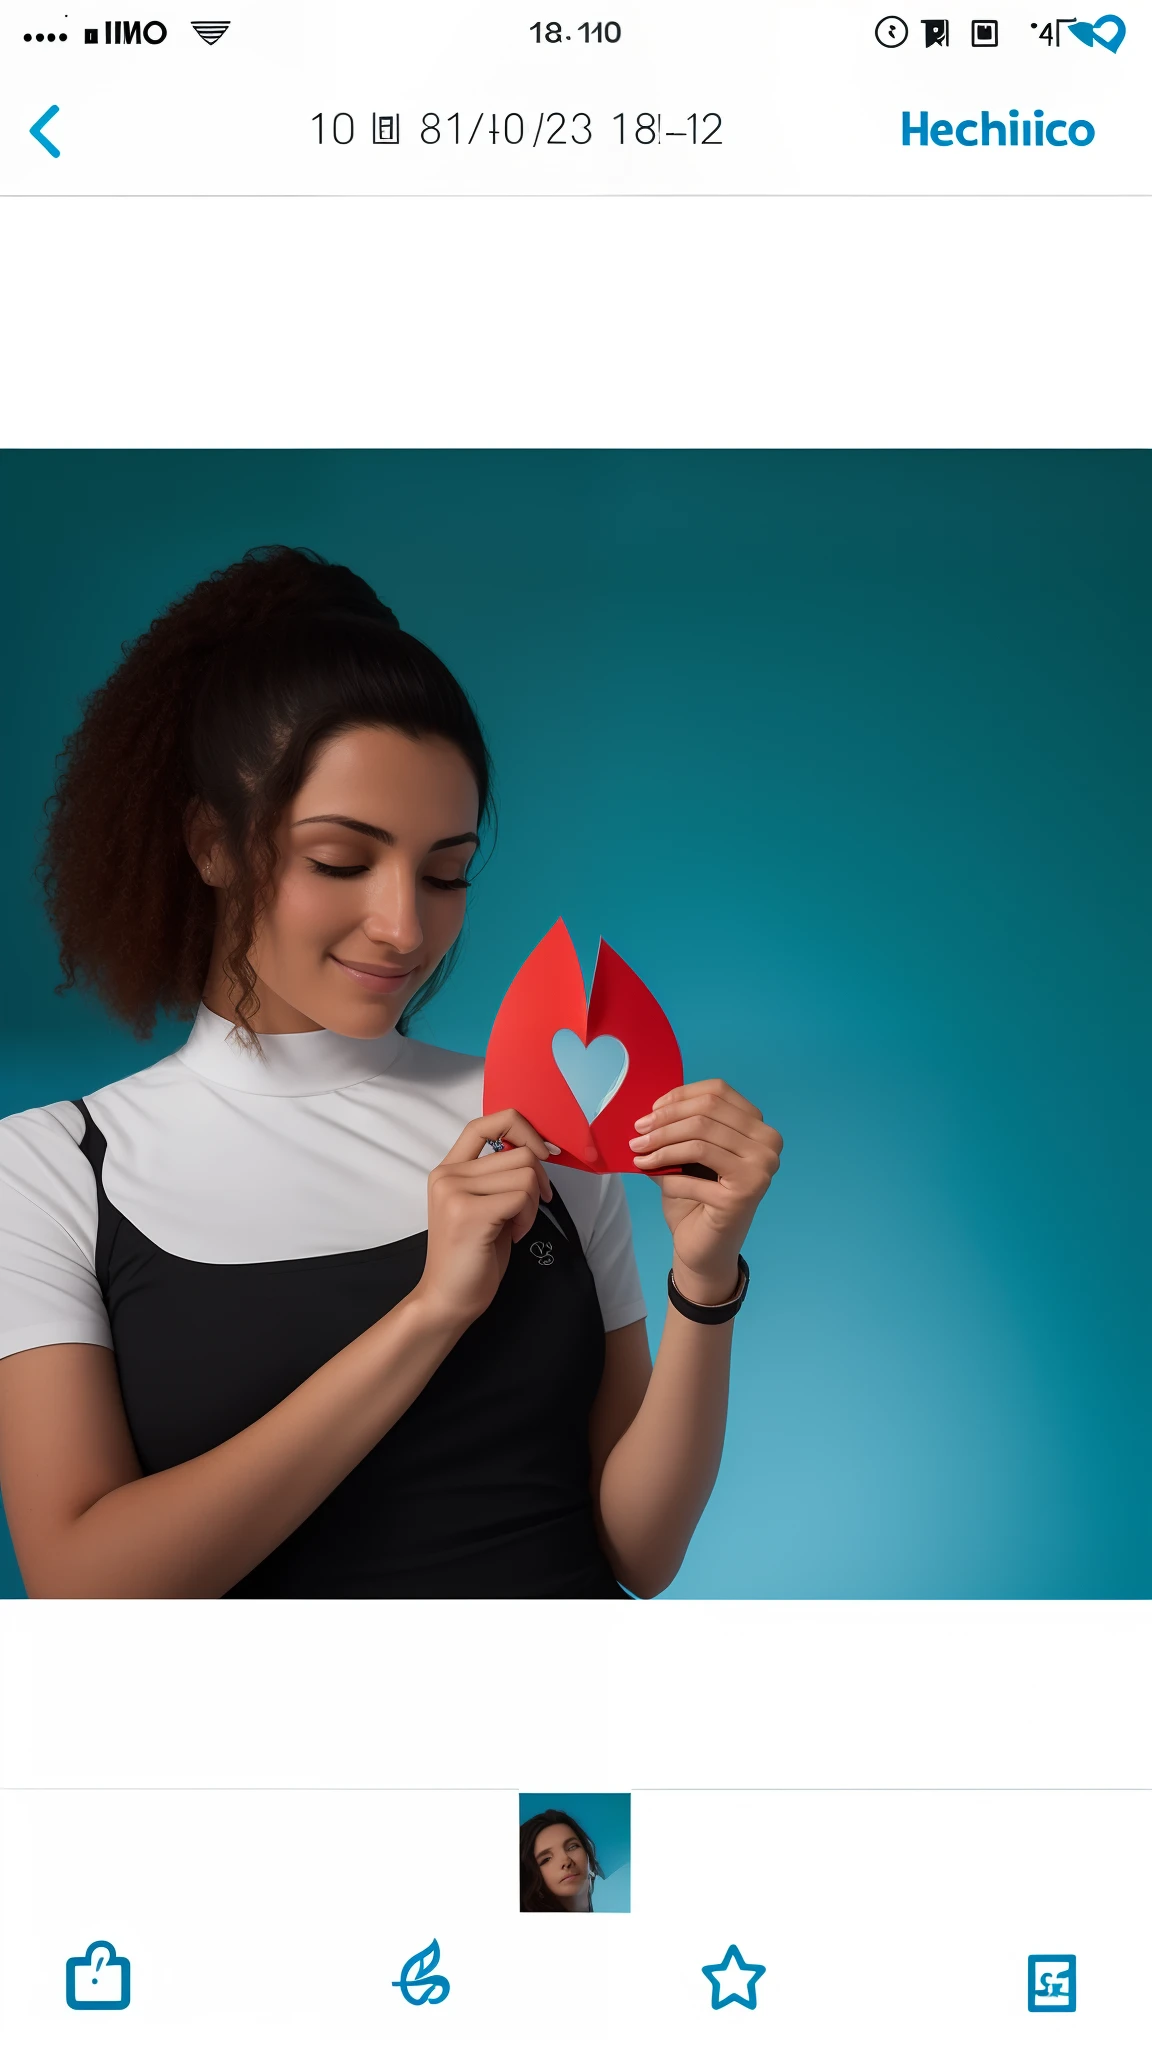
[903,110,1096,146]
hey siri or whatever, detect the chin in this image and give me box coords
[335,1011,405,1039]
[308,978,410,1039]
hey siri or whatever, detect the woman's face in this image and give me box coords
[209,724,480,1037]
[532,1824,590,1907]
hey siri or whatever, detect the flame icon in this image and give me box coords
[393,1936,451,2005]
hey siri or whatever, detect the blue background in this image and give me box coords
[519,1792,631,1912]
[0,451,1148,1598]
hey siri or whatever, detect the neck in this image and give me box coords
[200,963,323,1035]
[177,999,403,1098]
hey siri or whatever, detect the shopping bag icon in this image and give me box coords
[65,1939,131,2010]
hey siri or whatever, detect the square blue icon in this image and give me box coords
[1028,1955,1076,2012]
[65,1941,131,2011]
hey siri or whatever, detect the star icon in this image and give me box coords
[701,1943,766,2011]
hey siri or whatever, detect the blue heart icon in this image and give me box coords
[551,1028,629,1124]
[1067,13,1125,48]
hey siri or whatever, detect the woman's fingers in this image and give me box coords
[633,1139,750,1185]
[434,1144,552,1201]
[470,1182,543,1237]
[470,1173,545,1244]
[631,1111,746,1162]
[647,1079,761,1121]
[441,1109,558,1168]
[631,1111,780,1178]
[434,1159,548,1237]
[639,1081,782,1155]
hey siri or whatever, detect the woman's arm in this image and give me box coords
[0,1109,554,1598]
[0,1294,466,1598]
[589,1079,782,1598]
[589,1270,738,1600]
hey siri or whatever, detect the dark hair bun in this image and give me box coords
[176,544,401,649]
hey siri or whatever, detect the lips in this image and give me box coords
[331,954,416,987]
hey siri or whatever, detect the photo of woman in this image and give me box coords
[0,544,781,1599]
[519,1808,607,1914]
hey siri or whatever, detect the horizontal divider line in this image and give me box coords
[3,192,1145,203]
[2,1784,1147,1795]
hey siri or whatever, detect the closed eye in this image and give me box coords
[307,858,470,890]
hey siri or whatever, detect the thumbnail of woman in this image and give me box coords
[0,547,782,1599]
[520,1810,604,1912]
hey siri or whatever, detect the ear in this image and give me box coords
[184,798,230,887]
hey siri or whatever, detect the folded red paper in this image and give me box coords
[483,919,686,1174]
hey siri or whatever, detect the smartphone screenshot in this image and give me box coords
[1,4,1148,2041]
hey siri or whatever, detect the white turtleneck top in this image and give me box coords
[0,1003,648,1365]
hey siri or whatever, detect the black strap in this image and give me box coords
[667,1252,749,1325]
[71,1096,105,1169]
[71,1097,118,1298]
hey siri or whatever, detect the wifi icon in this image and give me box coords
[191,19,229,41]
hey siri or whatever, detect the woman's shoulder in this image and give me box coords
[0,1043,178,1212]
[0,1098,98,1272]
[0,1043,183,1177]
[0,1096,88,1177]
[0,1097,112,1363]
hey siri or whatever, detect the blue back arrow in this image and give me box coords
[30,105,61,157]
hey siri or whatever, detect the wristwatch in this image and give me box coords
[667,1253,750,1325]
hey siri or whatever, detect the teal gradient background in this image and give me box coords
[520,1792,631,1912]
[0,451,1147,1599]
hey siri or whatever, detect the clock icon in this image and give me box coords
[875,14,909,42]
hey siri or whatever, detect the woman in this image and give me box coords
[0,546,782,1599]
[520,1810,603,1913]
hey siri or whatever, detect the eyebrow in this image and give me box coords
[292,814,479,852]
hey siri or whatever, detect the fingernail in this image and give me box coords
[634,1113,653,1129]
[544,1140,562,1155]
[629,1135,647,1149]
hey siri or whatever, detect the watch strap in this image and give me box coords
[667,1253,750,1325]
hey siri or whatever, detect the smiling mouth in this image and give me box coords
[330,955,417,987]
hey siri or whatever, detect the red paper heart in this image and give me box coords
[483,920,684,1173]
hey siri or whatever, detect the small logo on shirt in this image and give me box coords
[529,1240,555,1266]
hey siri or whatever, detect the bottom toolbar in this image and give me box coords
[0,1788,1143,2043]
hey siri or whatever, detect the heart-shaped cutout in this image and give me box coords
[551,1028,629,1125]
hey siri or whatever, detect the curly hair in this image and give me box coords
[36,545,494,1052]
[519,1808,604,1912]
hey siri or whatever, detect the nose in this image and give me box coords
[360,863,424,957]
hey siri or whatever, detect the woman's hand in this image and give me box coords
[412,1109,558,1332]
[629,1080,783,1303]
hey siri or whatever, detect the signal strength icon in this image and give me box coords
[191,19,229,41]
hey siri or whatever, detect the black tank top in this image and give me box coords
[73,1098,627,1600]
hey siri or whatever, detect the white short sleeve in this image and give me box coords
[0,1102,113,1363]
[548,1166,648,1333]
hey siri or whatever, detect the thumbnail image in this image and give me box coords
[519,1794,631,1912]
